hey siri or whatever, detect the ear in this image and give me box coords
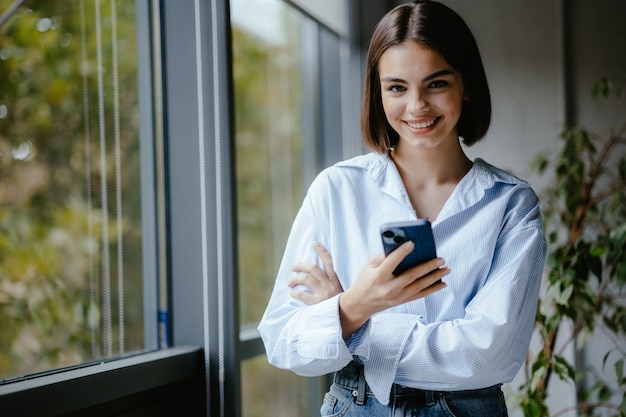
[463,87,471,102]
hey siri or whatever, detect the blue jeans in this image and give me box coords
[320,361,508,417]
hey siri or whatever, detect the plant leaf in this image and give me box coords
[616,358,624,384]
[554,355,576,381]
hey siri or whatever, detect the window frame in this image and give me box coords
[0,347,204,415]
[0,1,196,414]
[0,0,358,415]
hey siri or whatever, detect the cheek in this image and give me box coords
[381,97,402,121]
[437,95,464,117]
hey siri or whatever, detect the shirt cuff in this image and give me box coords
[297,294,352,360]
[345,318,371,359]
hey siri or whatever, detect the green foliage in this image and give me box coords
[0,0,144,380]
[0,201,100,377]
[519,77,626,416]
[593,75,626,99]
[232,12,307,326]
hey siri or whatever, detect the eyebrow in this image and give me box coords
[380,69,455,84]
[422,69,454,83]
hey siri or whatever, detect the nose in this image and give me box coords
[408,90,429,115]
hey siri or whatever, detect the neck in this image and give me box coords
[391,140,472,188]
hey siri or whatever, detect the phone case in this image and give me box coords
[380,219,437,276]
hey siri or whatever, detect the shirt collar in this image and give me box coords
[336,152,410,208]
[335,152,524,224]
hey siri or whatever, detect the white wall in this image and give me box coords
[570,0,626,130]
[442,0,562,190]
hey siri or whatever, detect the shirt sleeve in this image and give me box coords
[257,190,354,377]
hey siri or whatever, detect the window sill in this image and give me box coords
[0,346,204,416]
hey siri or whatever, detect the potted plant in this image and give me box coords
[516,76,626,417]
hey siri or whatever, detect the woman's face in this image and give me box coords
[378,41,465,150]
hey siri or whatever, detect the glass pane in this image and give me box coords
[231,0,310,326]
[242,355,316,416]
[0,0,145,380]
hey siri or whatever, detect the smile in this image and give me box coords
[406,117,439,129]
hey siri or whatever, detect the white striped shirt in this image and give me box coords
[258,152,547,405]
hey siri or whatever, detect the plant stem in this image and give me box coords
[539,327,559,390]
[568,135,618,243]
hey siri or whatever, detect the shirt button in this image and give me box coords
[352,390,358,397]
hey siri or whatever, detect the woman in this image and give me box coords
[258,1,547,415]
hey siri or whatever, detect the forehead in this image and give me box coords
[378,41,453,79]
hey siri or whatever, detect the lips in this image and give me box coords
[406,116,440,129]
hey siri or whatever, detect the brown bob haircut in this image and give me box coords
[361,0,491,153]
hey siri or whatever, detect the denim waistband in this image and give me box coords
[333,360,502,406]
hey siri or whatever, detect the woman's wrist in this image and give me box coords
[338,290,371,340]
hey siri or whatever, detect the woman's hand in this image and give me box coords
[288,240,449,340]
[339,241,449,339]
[288,242,344,305]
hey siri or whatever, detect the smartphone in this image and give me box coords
[380,219,437,276]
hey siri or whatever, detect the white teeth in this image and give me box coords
[408,118,436,129]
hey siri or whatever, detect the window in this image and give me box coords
[230,0,344,415]
[230,2,318,414]
[0,0,156,382]
[232,0,313,335]
[0,0,350,414]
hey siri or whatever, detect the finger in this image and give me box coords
[290,289,317,305]
[408,280,447,302]
[287,274,320,290]
[380,241,415,274]
[291,261,317,274]
[400,257,447,280]
[407,266,451,292]
[366,252,387,269]
[428,265,451,285]
[401,268,449,304]
[291,262,327,283]
[312,242,336,275]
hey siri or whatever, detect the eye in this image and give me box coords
[386,84,406,93]
[428,79,449,89]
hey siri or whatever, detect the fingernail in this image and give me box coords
[436,258,445,267]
